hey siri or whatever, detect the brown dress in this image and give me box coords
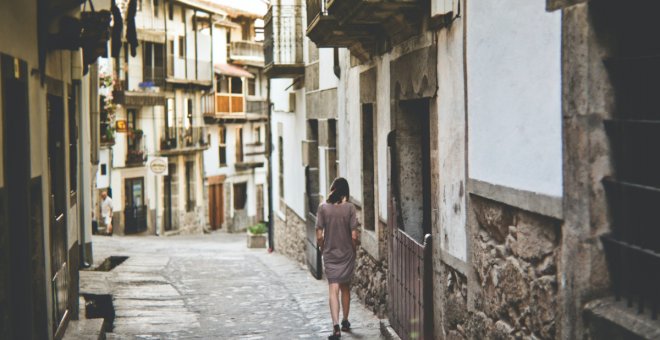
[316,202,360,283]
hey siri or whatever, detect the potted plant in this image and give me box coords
[247,222,267,248]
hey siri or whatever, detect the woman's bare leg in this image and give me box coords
[328,283,340,326]
[339,283,350,321]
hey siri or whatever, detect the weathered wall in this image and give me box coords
[274,205,306,265]
[467,0,563,197]
[467,195,561,339]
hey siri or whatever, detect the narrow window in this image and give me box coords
[362,105,375,231]
[101,164,107,175]
[254,126,261,144]
[218,126,227,166]
[168,1,174,20]
[178,37,185,58]
[235,127,243,163]
[278,135,284,199]
[69,87,78,197]
[247,77,256,96]
[153,0,160,18]
[185,160,195,211]
[233,182,247,210]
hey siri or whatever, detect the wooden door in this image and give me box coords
[208,183,224,229]
[47,93,69,336]
[256,184,264,222]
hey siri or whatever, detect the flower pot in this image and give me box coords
[247,231,267,248]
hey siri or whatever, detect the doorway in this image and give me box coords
[163,163,175,231]
[124,177,146,234]
[208,179,224,230]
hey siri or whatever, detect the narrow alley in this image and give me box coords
[81,233,383,339]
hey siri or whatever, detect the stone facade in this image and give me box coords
[274,205,306,265]
[353,247,388,318]
[467,195,561,339]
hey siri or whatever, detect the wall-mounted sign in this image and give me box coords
[148,157,168,176]
[116,120,127,133]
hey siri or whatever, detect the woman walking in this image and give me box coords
[316,177,360,339]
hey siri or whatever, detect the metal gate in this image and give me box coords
[388,206,433,339]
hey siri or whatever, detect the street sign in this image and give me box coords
[148,157,168,176]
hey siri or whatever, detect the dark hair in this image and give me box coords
[327,177,350,204]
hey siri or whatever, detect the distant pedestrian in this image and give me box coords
[316,177,360,340]
[100,191,114,235]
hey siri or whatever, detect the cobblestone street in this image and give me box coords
[84,233,383,339]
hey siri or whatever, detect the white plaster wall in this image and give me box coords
[375,54,391,221]
[319,48,338,90]
[436,25,468,261]
[97,148,112,188]
[213,26,228,65]
[467,0,562,197]
[272,96,306,218]
[271,78,294,112]
[336,50,362,203]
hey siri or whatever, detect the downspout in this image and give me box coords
[153,106,160,235]
[266,79,274,251]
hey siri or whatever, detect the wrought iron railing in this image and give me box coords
[602,54,660,319]
[264,5,304,67]
[230,41,264,62]
[160,126,209,151]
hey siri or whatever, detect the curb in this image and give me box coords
[380,319,402,340]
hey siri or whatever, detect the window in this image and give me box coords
[217,75,230,93]
[278,135,284,199]
[169,40,174,55]
[178,37,185,58]
[153,0,159,17]
[187,98,193,126]
[235,127,243,163]
[218,127,227,166]
[185,161,195,212]
[254,126,261,144]
[101,164,107,175]
[233,182,247,210]
[181,6,186,23]
[248,78,256,96]
[168,1,173,20]
[231,77,243,94]
[127,109,138,152]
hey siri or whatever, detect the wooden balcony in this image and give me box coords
[203,93,268,124]
[306,0,422,60]
[264,5,305,78]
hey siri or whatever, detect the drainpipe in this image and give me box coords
[266,78,274,251]
[152,105,161,236]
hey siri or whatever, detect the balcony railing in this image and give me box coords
[306,0,422,60]
[246,99,268,115]
[167,55,213,83]
[142,65,165,87]
[230,41,264,65]
[264,5,305,78]
[159,126,209,154]
[126,131,146,166]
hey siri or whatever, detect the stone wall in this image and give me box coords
[274,205,306,265]
[467,195,561,339]
[353,247,388,317]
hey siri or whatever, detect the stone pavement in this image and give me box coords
[84,232,384,339]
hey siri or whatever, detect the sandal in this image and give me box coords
[328,324,341,339]
[341,319,351,332]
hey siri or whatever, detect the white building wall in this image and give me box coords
[318,48,338,90]
[467,0,562,197]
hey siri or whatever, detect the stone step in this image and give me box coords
[62,318,106,340]
[585,297,660,340]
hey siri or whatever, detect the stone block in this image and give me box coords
[511,219,557,261]
[472,197,514,243]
